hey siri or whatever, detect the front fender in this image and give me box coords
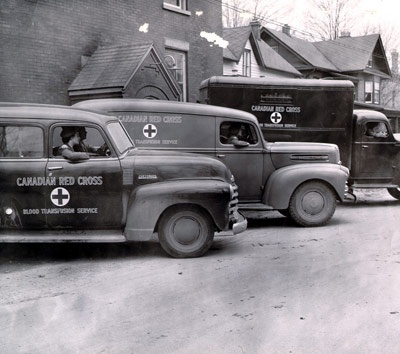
[263,164,349,210]
[124,179,231,241]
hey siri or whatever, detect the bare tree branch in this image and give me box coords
[222,0,289,28]
[305,0,356,40]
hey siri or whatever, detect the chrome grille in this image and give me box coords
[229,182,240,222]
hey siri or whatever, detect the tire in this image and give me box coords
[288,181,336,227]
[158,206,214,258]
[387,187,400,200]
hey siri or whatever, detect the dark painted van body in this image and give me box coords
[0,103,246,258]
[75,99,349,226]
[199,76,400,199]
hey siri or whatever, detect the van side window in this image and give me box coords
[365,122,388,138]
[220,122,258,145]
[0,125,44,158]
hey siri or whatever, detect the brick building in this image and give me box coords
[1,0,223,104]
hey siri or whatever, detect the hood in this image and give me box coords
[393,133,400,142]
[129,149,234,185]
[269,142,341,169]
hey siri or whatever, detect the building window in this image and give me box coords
[367,56,373,68]
[165,49,187,101]
[365,80,380,104]
[374,81,380,104]
[365,81,373,103]
[242,50,251,77]
[164,0,187,10]
[354,82,359,101]
[163,0,190,15]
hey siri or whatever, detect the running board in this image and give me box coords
[0,229,126,243]
[350,183,397,189]
[238,203,274,211]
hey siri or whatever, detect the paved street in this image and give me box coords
[0,189,399,354]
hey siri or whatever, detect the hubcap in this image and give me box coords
[172,217,201,245]
[302,191,324,215]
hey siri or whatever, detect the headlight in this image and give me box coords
[5,207,13,216]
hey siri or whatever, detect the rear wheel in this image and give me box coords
[289,181,336,227]
[387,187,400,200]
[158,206,214,258]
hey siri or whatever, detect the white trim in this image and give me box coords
[163,2,191,16]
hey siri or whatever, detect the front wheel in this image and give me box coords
[387,187,400,200]
[158,206,214,258]
[288,181,336,227]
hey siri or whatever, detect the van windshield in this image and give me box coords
[107,121,134,154]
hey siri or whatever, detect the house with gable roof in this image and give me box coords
[260,26,392,108]
[222,22,400,130]
[314,34,391,104]
[260,25,339,79]
[223,21,301,78]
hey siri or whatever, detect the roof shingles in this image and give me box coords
[69,42,153,91]
[223,26,301,76]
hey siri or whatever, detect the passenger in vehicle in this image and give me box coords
[366,122,388,138]
[227,123,249,146]
[59,126,90,161]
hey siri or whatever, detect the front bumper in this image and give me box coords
[232,211,247,235]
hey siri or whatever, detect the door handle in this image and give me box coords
[216,154,225,158]
[47,166,63,171]
[362,145,368,148]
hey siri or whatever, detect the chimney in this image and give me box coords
[282,24,291,36]
[392,50,399,74]
[250,19,261,41]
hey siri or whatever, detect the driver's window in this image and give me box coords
[52,126,110,159]
[220,122,258,145]
[365,122,388,139]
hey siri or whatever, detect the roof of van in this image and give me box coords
[353,109,388,121]
[74,99,259,123]
[200,76,354,89]
[0,102,118,124]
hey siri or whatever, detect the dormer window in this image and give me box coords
[367,56,373,68]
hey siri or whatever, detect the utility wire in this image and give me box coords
[207,0,379,55]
